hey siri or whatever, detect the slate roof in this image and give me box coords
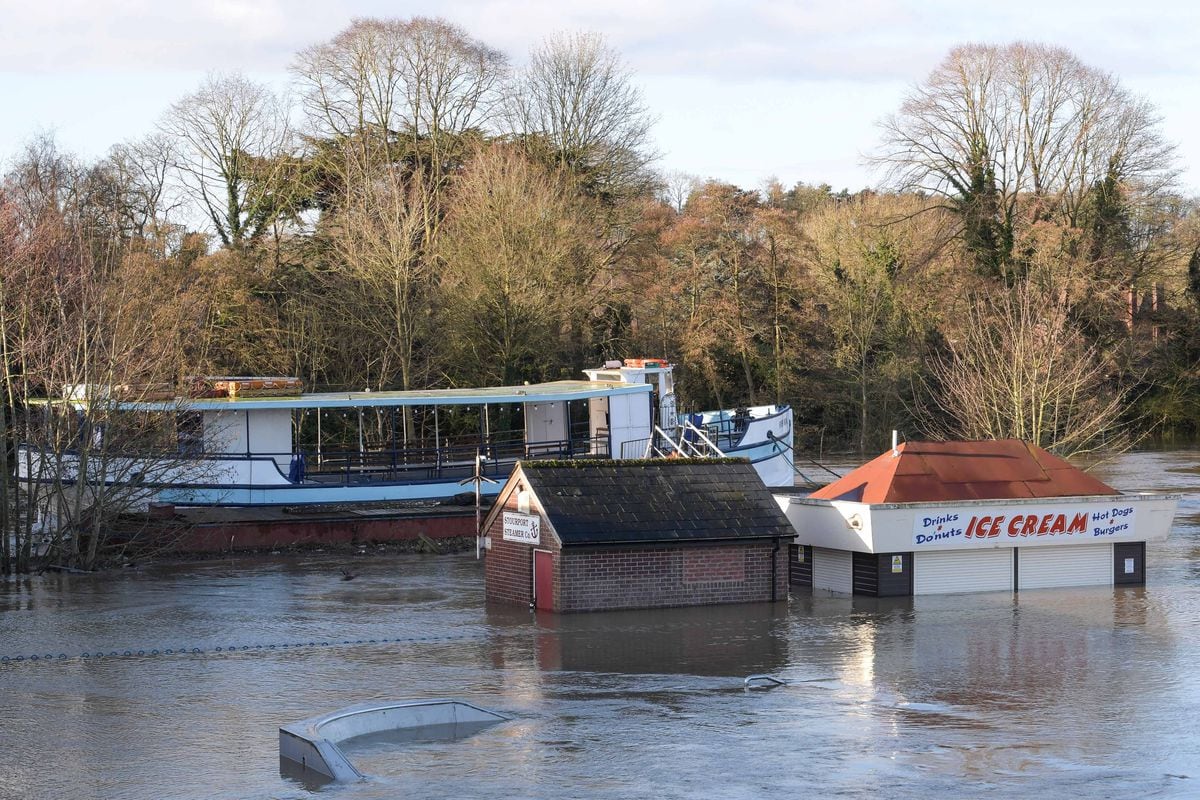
[810,440,1119,504]
[517,460,795,546]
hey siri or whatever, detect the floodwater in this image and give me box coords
[2,450,1200,799]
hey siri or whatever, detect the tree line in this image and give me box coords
[2,24,1199,572]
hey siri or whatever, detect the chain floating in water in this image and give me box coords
[0,632,477,665]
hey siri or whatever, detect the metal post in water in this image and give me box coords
[475,450,482,559]
[460,449,497,560]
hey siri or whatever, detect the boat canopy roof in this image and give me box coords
[96,379,651,412]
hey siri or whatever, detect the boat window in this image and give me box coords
[177,412,204,455]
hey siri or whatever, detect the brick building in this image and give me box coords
[482,459,793,612]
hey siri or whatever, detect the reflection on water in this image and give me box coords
[2,450,1199,799]
[489,602,790,677]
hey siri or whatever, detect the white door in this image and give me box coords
[1018,544,1113,589]
[914,548,1013,595]
[812,547,852,594]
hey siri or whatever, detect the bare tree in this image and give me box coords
[437,144,597,386]
[4,134,78,227]
[508,32,660,370]
[104,134,181,246]
[922,277,1130,454]
[750,204,811,406]
[290,19,509,396]
[873,42,1176,279]
[160,72,295,251]
[805,193,956,452]
[326,168,427,392]
[293,17,506,241]
[509,31,657,201]
[0,142,202,573]
[295,17,504,147]
[660,170,699,213]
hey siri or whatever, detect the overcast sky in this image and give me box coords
[1,0,1197,193]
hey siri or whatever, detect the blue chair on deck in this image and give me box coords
[287,452,307,483]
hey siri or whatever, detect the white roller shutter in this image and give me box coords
[914,548,1013,595]
[812,547,852,594]
[1018,544,1113,589]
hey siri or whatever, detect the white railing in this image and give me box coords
[633,424,728,460]
[678,420,726,457]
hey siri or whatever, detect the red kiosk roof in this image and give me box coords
[810,440,1119,504]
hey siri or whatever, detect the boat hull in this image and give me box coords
[686,405,794,488]
[158,480,503,507]
[16,446,508,509]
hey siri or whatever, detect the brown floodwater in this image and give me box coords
[2,450,1199,799]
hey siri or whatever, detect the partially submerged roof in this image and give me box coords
[504,459,795,546]
[810,440,1118,504]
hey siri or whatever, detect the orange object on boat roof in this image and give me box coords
[810,439,1119,504]
[111,383,175,401]
[188,376,304,399]
[623,358,670,369]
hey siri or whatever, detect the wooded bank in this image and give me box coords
[2,25,1199,574]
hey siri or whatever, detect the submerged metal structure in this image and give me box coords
[279,699,511,783]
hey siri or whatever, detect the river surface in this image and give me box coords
[2,450,1199,799]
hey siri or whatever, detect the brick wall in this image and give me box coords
[483,486,558,607]
[557,540,787,612]
[485,535,535,606]
[172,512,475,553]
[482,474,789,611]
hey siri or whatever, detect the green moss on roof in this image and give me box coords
[513,458,792,545]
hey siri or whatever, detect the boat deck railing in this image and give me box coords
[679,405,791,444]
[18,432,611,488]
[280,435,609,485]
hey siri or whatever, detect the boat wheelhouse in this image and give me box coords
[582,361,795,487]
[18,361,797,509]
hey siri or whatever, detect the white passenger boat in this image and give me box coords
[17,361,794,509]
